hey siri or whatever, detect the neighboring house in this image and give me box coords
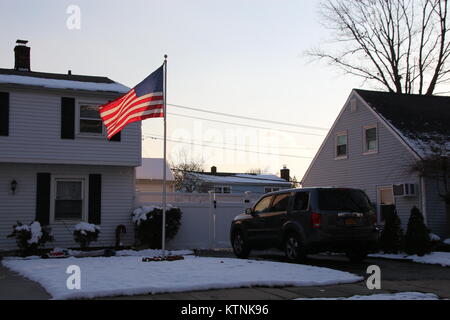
[135,158,175,192]
[0,40,141,250]
[183,166,293,194]
[302,89,450,238]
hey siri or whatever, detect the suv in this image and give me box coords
[230,187,379,262]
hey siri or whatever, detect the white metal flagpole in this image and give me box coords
[162,54,168,257]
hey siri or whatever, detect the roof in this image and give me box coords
[355,89,450,158]
[135,158,175,181]
[187,172,292,186]
[0,68,129,94]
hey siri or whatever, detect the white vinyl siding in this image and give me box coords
[0,88,141,166]
[0,163,135,250]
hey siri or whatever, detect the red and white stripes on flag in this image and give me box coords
[99,64,164,139]
[99,90,163,139]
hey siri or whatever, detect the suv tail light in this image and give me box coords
[311,213,321,229]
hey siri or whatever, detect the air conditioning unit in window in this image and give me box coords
[393,183,417,197]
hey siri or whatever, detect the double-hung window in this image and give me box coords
[364,125,378,154]
[335,131,348,159]
[79,103,103,135]
[53,178,85,221]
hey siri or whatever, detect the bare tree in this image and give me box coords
[170,149,205,192]
[308,0,450,95]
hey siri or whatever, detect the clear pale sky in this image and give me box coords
[0,0,364,179]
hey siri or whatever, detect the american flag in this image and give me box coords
[99,65,164,139]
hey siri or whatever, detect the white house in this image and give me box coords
[302,89,450,238]
[0,40,141,250]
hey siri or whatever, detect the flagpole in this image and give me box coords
[162,55,168,258]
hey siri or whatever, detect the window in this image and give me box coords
[254,195,272,214]
[364,126,378,153]
[293,192,309,211]
[336,131,348,158]
[79,104,103,135]
[271,193,290,211]
[264,187,281,193]
[54,179,84,221]
[214,186,231,194]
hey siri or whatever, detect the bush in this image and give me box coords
[132,205,182,249]
[405,206,431,256]
[379,206,404,254]
[73,222,100,250]
[7,221,53,256]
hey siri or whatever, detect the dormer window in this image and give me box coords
[363,125,378,154]
[335,131,348,159]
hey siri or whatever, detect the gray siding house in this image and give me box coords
[302,89,449,238]
[0,41,141,250]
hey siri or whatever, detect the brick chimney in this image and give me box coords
[211,166,217,174]
[14,40,31,71]
[280,165,290,182]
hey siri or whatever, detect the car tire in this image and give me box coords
[232,230,251,259]
[284,232,307,263]
[346,250,368,263]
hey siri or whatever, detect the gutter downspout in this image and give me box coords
[420,176,428,225]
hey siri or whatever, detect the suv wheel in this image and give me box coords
[345,250,368,263]
[284,233,306,263]
[232,231,251,259]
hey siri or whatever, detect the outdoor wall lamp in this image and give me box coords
[10,179,17,195]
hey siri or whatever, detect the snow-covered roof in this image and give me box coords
[356,89,450,158]
[187,172,292,186]
[136,158,175,181]
[0,69,129,94]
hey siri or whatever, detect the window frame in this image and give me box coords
[76,100,106,138]
[335,130,348,160]
[50,175,89,223]
[363,124,378,155]
[213,186,232,194]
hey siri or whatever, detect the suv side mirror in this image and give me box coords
[245,208,254,215]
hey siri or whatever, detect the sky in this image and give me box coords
[0,0,363,180]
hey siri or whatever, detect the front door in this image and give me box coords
[378,186,395,224]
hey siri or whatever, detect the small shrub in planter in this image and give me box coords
[379,206,404,254]
[132,205,182,249]
[73,222,100,250]
[405,206,431,256]
[7,221,53,256]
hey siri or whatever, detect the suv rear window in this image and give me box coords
[318,189,372,213]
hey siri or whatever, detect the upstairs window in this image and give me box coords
[79,104,103,135]
[364,125,378,153]
[336,131,348,158]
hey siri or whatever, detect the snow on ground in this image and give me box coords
[2,255,362,300]
[369,252,450,267]
[296,292,439,300]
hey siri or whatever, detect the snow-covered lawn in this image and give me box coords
[369,251,450,267]
[297,292,440,300]
[2,253,362,300]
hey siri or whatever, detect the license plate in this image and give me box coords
[345,218,357,225]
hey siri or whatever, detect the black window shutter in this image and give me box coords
[36,173,51,226]
[88,174,102,225]
[110,131,121,142]
[61,97,75,139]
[0,92,9,136]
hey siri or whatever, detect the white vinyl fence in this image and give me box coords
[135,192,262,250]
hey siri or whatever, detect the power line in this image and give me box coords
[168,103,329,131]
[167,112,326,137]
[142,134,313,159]
[142,131,320,150]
